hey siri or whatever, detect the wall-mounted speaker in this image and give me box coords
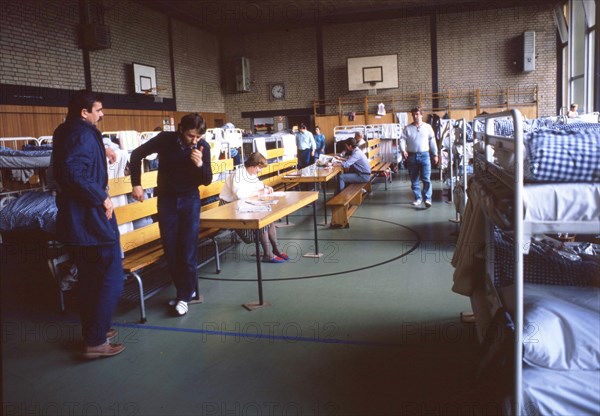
[79,23,111,50]
[523,31,535,72]
[235,57,251,92]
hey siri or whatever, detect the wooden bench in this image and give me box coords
[259,147,299,191]
[109,158,234,323]
[365,138,392,192]
[326,183,366,228]
[326,140,393,228]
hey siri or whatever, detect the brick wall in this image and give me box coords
[221,28,318,128]
[0,0,85,94]
[90,1,172,98]
[322,15,433,111]
[172,23,224,113]
[437,5,556,117]
[1,1,557,119]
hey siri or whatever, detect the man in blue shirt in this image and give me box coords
[314,126,326,160]
[333,137,371,192]
[295,123,316,169]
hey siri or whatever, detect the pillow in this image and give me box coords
[523,284,600,370]
[524,128,600,182]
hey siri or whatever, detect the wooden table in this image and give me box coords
[281,165,341,224]
[200,191,319,310]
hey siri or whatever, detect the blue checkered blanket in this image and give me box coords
[493,228,599,287]
[524,125,600,182]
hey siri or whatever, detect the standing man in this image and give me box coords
[129,113,212,317]
[52,90,125,358]
[295,123,316,169]
[400,107,439,208]
[313,126,326,160]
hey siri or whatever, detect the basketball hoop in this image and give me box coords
[142,86,166,96]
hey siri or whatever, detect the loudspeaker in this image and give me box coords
[235,57,251,92]
[79,24,111,50]
[523,31,535,72]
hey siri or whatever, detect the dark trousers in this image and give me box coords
[158,194,201,302]
[70,240,124,347]
[298,148,312,169]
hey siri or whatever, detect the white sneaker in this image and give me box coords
[412,200,422,207]
[174,300,188,316]
[425,200,432,208]
[168,291,201,306]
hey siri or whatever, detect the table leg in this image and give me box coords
[242,229,271,310]
[303,200,323,258]
[276,183,295,228]
[322,182,328,224]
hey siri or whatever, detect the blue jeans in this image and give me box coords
[158,193,201,302]
[70,238,124,347]
[407,152,432,202]
[338,172,370,192]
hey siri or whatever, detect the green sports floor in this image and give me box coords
[2,173,505,415]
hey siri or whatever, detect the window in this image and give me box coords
[565,0,596,113]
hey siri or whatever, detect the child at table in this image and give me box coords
[219,152,289,263]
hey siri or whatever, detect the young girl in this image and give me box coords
[219,152,289,263]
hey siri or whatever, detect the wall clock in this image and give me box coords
[270,83,285,100]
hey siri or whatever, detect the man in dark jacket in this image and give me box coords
[52,90,125,358]
[130,113,212,316]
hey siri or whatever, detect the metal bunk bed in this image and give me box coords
[465,109,600,415]
[333,125,365,154]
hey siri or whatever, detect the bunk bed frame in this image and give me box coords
[471,109,600,415]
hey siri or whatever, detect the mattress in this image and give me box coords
[522,366,600,415]
[0,147,52,168]
[523,183,600,223]
[0,191,57,234]
[497,284,600,414]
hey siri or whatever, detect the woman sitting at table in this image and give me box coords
[219,152,289,263]
[331,137,371,192]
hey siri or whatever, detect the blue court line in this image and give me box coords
[112,321,386,347]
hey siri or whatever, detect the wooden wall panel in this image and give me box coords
[0,105,66,138]
[0,105,226,138]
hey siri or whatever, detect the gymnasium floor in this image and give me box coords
[2,174,503,415]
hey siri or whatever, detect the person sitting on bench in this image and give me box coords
[331,138,371,192]
[219,151,290,264]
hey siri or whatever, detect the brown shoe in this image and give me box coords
[106,328,118,341]
[82,342,126,359]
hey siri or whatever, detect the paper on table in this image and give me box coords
[247,197,279,205]
[270,192,285,197]
[238,203,271,213]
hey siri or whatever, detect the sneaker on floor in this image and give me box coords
[263,255,286,263]
[174,300,188,316]
[168,292,203,306]
[274,252,290,261]
[412,200,422,207]
[425,200,432,208]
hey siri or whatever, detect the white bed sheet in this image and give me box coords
[523,183,600,223]
[522,365,600,415]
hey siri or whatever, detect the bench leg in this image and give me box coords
[130,271,147,323]
[212,237,221,274]
[330,205,350,228]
